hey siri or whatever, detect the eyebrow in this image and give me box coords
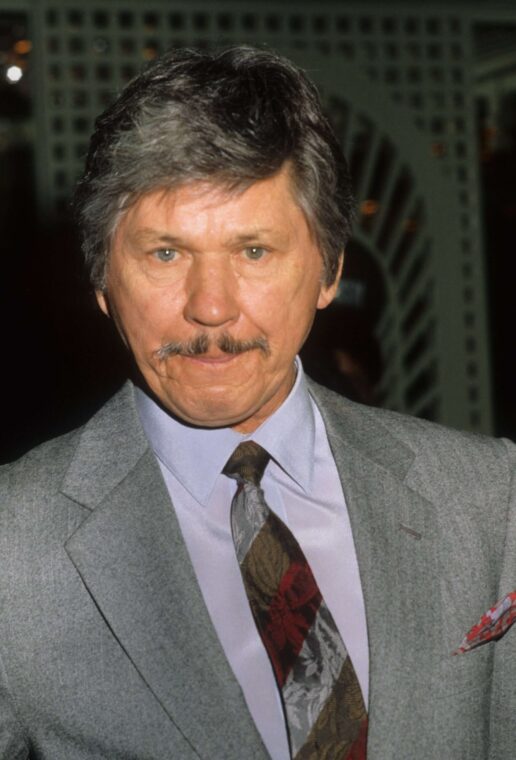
[129,227,284,248]
[227,230,277,245]
[130,229,184,246]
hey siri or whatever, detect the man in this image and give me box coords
[0,47,514,760]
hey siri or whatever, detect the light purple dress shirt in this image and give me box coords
[135,361,369,760]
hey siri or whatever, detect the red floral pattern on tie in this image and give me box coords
[260,562,322,686]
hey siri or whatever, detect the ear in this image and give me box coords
[95,289,110,318]
[317,252,344,309]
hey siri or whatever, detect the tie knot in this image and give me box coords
[223,441,270,486]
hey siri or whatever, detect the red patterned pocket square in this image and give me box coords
[453,591,516,655]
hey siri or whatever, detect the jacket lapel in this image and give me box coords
[308,382,444,756]
[62,384,268,760]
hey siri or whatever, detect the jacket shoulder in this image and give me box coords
[308,379,516,498]
[0,428,82,501]
[309,377,513,447]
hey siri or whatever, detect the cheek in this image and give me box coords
[263,271,321,317]
[239,287,284,336]
[241,282,317,351]
[111,286,174,354]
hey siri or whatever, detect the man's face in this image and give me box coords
[97,165,341,432]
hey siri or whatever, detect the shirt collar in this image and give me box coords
[134,358,315,504]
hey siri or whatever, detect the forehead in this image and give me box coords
[113,166,312,243]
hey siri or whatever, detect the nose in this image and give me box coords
[183,257,239,328]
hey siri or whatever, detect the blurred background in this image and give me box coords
[0,0,515,463]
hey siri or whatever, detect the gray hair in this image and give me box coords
[74,46,354,289]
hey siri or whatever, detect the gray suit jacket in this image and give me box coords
[0,381,514,759]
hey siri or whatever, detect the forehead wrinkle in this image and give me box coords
[117,165,310,253]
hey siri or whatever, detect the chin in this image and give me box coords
[159,391,252,428]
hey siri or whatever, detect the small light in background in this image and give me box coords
[6,64,23,83]
[13,39,31,55]
[403,218,419,233]
[360,199,380,216]
[142,45,158,60]
[431,141,447,158]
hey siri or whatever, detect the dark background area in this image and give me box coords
[481,90,516,442]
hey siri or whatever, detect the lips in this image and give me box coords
[185,353,238,364]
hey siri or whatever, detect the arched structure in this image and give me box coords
[301,58,484,428]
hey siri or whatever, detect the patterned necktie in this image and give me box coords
[223,441,368,759]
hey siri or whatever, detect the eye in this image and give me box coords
[153,248,178,263]
[243,246,267,261]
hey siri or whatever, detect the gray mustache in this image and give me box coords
[155,333,270,360]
